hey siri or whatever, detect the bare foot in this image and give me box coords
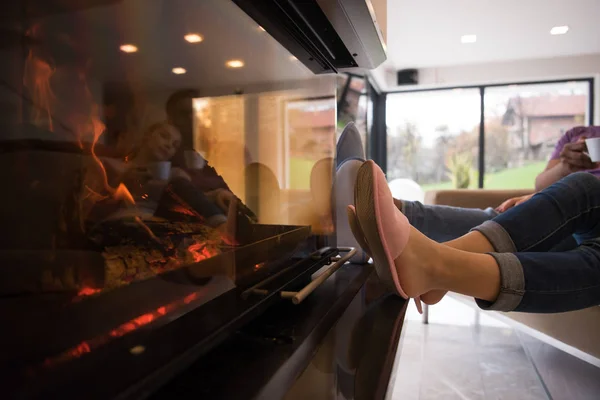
[392,198,448,305]
[392,225,443,299]
[420,289,447,305]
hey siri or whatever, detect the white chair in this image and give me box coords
[388,178,425,203]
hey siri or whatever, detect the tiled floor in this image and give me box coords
[390,296,600,400]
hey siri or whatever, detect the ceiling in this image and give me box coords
[31,0,312,92]
[385,0,600,70]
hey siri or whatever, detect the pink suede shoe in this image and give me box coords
[348,161,422,312]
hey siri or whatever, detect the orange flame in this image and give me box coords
[89,117,117,197]
[114,183,135,205]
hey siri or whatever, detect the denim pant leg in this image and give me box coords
[401,200,498,242]
[473,172,600,252]
[471,172,600,312]
[476,240,600,313]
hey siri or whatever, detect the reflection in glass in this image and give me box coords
[337,75,369,155]
[0,0,337,392]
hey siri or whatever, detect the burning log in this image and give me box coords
[0,217,228,297]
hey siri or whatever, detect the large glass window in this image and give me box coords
[385,80,593,191]
[484,81,590,189]
[386,89,481,191]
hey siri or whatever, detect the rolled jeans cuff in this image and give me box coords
[475,252,525,312]
[471,220,517,253]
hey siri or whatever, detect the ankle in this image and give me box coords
[444,231,495,254]
[421,241,446,290]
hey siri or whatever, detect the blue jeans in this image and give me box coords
[471,172,600,313]
[401,199,578,251]
[401,200,498,242]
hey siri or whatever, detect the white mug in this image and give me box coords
[146,161,171,180]
[585,138,600,162]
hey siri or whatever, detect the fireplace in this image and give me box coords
[0,0,356,397]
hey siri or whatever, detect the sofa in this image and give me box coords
[425,188,600,365]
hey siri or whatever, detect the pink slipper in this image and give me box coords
[347,204,423,313]
[348,161,422,311]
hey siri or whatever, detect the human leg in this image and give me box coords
[349,161,500,303]
[351,164,600,313]
[392,226,600,313]
[419,172,600,308]
[475,172,600,252]
[478,241,600,313]
[397,199,497,242]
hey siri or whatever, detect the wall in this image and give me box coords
[379,54,600,124]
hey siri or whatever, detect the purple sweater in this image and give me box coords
[550,126,600,176]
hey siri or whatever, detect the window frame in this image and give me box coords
[377,78,595,188]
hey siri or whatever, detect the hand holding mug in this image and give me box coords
[559,136,595,171]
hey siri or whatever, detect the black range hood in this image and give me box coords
[233,0,386,74]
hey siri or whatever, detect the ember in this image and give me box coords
[70,342,91,358]
[188,242,209,263]
[172,204,197,217]
[77,287,101,297]
[183,292,199,304]
[43,289,206,368]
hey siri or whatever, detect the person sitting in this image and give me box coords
[535,126,600,190]
[396,126,600,246]
[95,122,239,243]
[164,89,256,222]
[349,161,600,314]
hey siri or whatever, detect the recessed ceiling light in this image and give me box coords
[120,44,138,53]
[289,55,298,61]
[258,25,266,32]
[172,67,187,75]
[460,34,477,44]
[225,59,244,68]
[550,25,569,35]
[184,33,203,43]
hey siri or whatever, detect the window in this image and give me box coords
[384,79,593,191]
[386,89,481,191]
[483,81,590,189]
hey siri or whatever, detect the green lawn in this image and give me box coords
[290,158,548,192]
[420,161,547,192]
